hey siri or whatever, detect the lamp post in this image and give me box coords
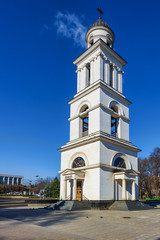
[35,175,39,197]
[29,180,32,195]
[35,175,39,185]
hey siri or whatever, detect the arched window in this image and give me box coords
[110,65,113,87]
[111,106,118,113]
[114,157,126,169]
[110,104,119,138]
[72,157,85,168]
[83,117,88,134]
[80,105,89,137]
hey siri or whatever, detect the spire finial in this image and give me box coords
[97,7,103,19]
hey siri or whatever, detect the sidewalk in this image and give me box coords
[0,207,159,240]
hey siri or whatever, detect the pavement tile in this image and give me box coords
[0,207,159,240]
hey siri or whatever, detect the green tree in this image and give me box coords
[51,177,60,198]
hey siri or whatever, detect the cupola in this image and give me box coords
[85,8,115,49]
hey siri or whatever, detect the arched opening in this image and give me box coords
[110,102,119,137]
[110,64,113,87]
[89,39,93,46]
[110,104,119,138]
[80,105,88,113]
[114,157,126,169]
[72,157,85,168]
[111,105,118,113]
[80,105,89,137]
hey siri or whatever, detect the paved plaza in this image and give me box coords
[0,206,160,240]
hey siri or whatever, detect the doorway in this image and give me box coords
[76,181,82,201]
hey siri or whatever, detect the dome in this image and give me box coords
[88,18,111,31]
[85,16,115,49]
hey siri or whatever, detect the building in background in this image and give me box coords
[0,174,23,185]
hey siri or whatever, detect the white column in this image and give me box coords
[12,177,14,185]
[104,59,110,85]
[76,68,81,93]
[126,181,129,200]
[73,178,77,200]
[62,179,67,200]
[118,69,123,93]
[132,180,136,200]
[90,58,94,84]
[7,177,9,184]
[122,179,126,200]
[84,65,87,88]
[112,65,118,90]
[80,66,87,90]
[115,180,118,200]
[69,180,72,200]
[100,54,104,81]
[94,53,104,81]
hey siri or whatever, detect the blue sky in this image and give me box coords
[0,0,160,184]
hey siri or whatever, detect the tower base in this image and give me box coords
[47,200,154,211]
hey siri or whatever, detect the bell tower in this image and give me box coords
[59,10,140,202]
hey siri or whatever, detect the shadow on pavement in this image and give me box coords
[0,208,84,227]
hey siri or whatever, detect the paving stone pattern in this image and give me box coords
[0,207,160,240]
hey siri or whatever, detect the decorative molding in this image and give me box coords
[73,39,127,67]
[68,80,131,106]
[59,163,139,175]
[58,130,141,153]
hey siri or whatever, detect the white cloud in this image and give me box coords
[42,11,87,48]
[54,11,87,48]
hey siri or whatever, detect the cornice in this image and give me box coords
[68,80,131,105]
[73,39,127,67]
[58,131,141,153]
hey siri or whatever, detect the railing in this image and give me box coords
[81,130,88,137]
[111,131,118,138]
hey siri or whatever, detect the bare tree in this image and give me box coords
[139,147,160,198]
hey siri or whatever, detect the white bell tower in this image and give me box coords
[59,9,140,203]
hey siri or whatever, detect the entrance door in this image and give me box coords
[76,181,82,201]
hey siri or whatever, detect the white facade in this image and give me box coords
[59,15,140,201]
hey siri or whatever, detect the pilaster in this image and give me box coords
[104,58,110,85]
[62,179,67,200]
[132,180,136,200]
[94,53,104,81]
[112,64,118,90]
[76,68,81,92]
[73,178,77,200]
[122,179,126,200]
[117,68,123,93]
[90,58,95,84]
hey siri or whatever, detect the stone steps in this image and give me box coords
[47,200,91,211]
[109,200,154,211]
[47,200,155,211]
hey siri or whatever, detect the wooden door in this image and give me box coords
[76,181,82,201]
